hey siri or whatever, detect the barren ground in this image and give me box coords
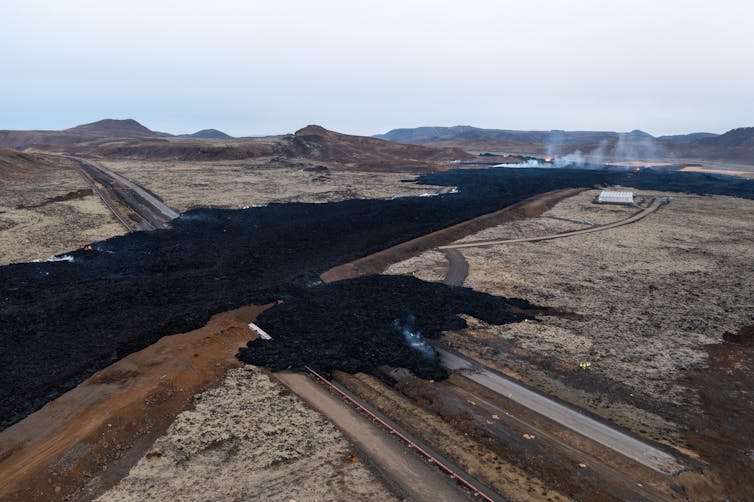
[0,166,123,265]
[1,159,445,265]
[99,160,447,212]
[98,366,395,502]
[386,189,754,451]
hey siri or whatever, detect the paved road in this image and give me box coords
[438,349,684,476]
[274,371,480,502]
[441,249,468,286]
[441,380,673,501]
[93,162,179,222]
[71,157,179,231]
[439,198,663,250]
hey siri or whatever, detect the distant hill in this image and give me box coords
[0,120,236,150]
[64,119,156,138]
[85,125,473,171]
[657,132,718,144]
[0,118,158,150]
[180,129,233,139]
[289,125,472,170]
[697,127,754,148]
[682,127,754,162]
[377,125,753,163]
[375,126,628,146]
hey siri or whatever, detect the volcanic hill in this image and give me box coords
[74,124,473,171]
[63,118,157,138]
[180,129,234,139]
[376,125,754,164]
[288,125,473,170]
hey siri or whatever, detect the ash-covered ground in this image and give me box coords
[1,167,753,429]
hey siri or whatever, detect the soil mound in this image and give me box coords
[0,149,54,182]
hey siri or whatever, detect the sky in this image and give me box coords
[1,0,752,137]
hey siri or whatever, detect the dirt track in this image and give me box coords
[274,371,474,502]
[321,188,583,282]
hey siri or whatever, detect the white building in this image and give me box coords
[597,190,634,204]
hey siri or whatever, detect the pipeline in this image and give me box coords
[305,366,500,502]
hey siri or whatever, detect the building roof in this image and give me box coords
[598,190,634,203]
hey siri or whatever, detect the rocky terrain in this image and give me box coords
[3,167,752,429]
[97,366,394,502]
[0,119,472,170]
[0,151,124,264]
[2,121,754,500]
[386,188,754,498]
[96,160,450,212]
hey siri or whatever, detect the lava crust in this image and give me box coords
[238,275,539,379]
[1,167,753,429]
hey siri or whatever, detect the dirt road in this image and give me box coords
[441,248,468,286]
[274,371,477,502]
[438,348,684,476]
[0,305,268,501]
[321,188,583,282]
[439,198,662,250]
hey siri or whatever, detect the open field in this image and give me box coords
[0,162,124,265]
[98,366,395,502]
[386,188,754,496]
[99,159,448,212]
[387,189,754,437]
[2,164,753,500]
[1,157,448,265]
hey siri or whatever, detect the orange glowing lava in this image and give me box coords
[544,156,553,163]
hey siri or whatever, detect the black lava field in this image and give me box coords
[1,167,753,429]
[238,275,540,380]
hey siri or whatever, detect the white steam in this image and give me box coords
[493,159,545,168]
[546,133,672,166]
[33,254,75,263]
[393,314,436,360]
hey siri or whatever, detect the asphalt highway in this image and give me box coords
[71,156,179,231]
[438,348,684,476]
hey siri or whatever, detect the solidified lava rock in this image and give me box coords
[723,325,754,345]
[1,166,753,430]
[238,275,538,379]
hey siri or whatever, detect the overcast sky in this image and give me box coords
[1,0,752,137]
